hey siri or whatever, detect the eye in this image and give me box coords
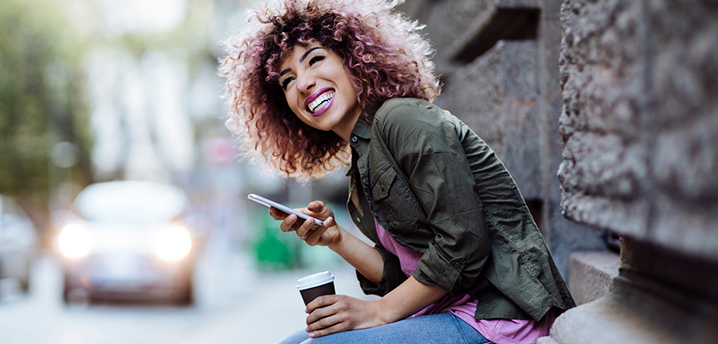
[308,55,325,66]
[280,77,294,90]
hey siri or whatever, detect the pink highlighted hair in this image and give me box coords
[220,0,440,178]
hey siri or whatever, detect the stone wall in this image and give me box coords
[539,0,718,343]
[398,0,609,278]
[558,0,718,262]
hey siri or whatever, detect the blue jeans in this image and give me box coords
[278,313,492,344]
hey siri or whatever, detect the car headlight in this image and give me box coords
[58,224,92,258]
[154,225,192,261]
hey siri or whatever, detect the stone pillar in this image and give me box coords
[540,0,718,342]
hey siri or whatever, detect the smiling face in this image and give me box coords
[278,42,362,142]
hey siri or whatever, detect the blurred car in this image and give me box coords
[0,195,39,293]
[55,181,199,305]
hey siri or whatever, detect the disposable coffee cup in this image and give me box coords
[296,271,335,305]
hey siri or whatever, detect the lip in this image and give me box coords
[304,87,334,110]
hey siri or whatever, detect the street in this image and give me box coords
[0,240,373,344]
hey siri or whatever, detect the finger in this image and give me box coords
[305,303,345,332]
[307,314,343,334]
[268,207,288,220]
[305,295,337,314]
[305,304,335,326]
[279,213,298,232]
[304,226,328,246]
[308,321,349,339]
[295,217,317,240]
[307,200,325,213]
[304,217,332,246]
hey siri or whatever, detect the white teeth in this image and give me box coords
[309,92,334,113]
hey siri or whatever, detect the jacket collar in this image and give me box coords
[349,101,382,157]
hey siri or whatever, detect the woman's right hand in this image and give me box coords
[269,200,342,247]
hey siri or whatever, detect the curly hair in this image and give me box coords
[220,0,440,179]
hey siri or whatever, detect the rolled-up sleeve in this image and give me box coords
[377,102,492,294]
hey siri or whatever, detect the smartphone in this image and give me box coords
[247,193,324,226]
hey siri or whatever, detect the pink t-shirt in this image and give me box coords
[375,220,555,344]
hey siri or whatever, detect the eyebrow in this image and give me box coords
[279,47,324,77]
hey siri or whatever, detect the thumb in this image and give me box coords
[308,200,325,212]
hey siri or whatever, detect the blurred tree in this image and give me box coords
[0,0,93,247]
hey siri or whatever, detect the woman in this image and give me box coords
[220,1,575,343]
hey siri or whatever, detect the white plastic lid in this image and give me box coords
[296,271,335,290]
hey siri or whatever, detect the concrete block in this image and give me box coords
[540,277,718,344]
[438,40,542,199]
[560,0,638,231]
[650,114,718,260]
[558,0,718,261]
[648,1,718,261]
[567,251,619,305]
[424,0,494,50]
[425,0,540,74]
[541,0,563,21]
[425,0,495,73]
[556,129,649,237]
[541,238,718,344]
[395,0,431,22]
[545,203,607,279]
[540,10,607,276]
[647,1,718,130]
[653,115,718,202]
[557,5,650,238]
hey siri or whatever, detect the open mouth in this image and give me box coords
[308,91,334,114]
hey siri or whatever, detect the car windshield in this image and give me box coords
[74,181,187,225]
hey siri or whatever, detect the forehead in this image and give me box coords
[279,41,326,67]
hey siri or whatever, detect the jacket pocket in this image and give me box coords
[372,167,396,202]
[370,166,431,251]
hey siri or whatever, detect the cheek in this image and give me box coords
[284,92,300,112]
[337,74,358,98]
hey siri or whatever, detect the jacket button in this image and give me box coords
[351,136,358,143]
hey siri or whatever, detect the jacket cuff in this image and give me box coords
[412,243,465,292]
[356,247,407,296]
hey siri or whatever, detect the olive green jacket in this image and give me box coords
[346,98,575,322]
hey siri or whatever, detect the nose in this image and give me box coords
[296,73,315,94]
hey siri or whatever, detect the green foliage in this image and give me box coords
[0,0,92,233]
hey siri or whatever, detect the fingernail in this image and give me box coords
[308,332,316,338]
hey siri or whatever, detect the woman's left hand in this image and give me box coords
[304,295,389,338]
